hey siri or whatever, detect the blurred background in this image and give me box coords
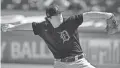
[1,0,120,68]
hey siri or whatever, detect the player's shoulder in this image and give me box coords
[66,14,83,21]
[32,21,47,29]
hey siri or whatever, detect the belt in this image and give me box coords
[57,54,84,62]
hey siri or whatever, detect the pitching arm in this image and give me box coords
[83,11,113,22]
[83,11,120,34]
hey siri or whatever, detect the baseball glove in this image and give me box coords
[105,14,118,34]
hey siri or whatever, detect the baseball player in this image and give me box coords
[1,5,119,68]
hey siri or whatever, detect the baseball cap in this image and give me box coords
[46,5,62,18]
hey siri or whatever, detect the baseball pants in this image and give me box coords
[54,58,95,68]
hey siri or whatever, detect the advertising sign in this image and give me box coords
[1,30,120,64]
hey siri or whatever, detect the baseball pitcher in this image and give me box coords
[1,5,119,68]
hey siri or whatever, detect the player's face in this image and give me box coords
[50,13,63,23]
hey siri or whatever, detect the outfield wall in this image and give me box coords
[1,29,120,65]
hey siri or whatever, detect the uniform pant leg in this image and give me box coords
[67,58,96,68]
[54,59,67,68]
[54,58,96,68]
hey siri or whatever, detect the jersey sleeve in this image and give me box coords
[66,14,83,30]
[32,22,42,35]
[70,14,83,26]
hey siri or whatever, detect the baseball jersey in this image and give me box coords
[32,14,83,59]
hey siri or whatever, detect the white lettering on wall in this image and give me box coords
[32,41,40,58]
[21,41,32,58]
[1,39,120,64]
[113,40,120,63]
[88,39,120,64]
[99,51,106,64]
[10,40,53,59]
[11,41,21,59]
[40,40,47,57]
[1,42,7,59]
